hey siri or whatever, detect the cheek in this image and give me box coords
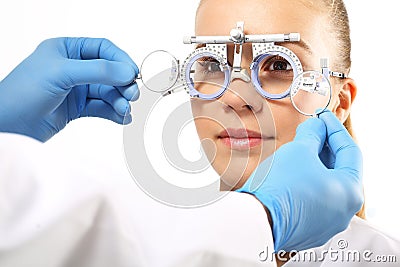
[268,99,306,148]
[327,83,342,110]
[191,99,216,140]
[193,117,214,140]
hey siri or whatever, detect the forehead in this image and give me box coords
[196,0,323,35]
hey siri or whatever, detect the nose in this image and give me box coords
[219,73,264,114]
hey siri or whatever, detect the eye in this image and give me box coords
[207,62,222,72]
[261,56,293,72]
[271,60,291,71]
[197,57,222,73]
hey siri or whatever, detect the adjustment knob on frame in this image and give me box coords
[230,28,243,42]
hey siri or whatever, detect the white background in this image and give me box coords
[0,0,399,239]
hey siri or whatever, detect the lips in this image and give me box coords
[218,128,268,150]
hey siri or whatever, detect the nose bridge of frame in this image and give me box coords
[230,22,253,84]
[230,68,251,83]
[229,42,254,84]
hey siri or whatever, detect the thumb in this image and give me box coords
[293,117,327,153]
[318,110,362,173]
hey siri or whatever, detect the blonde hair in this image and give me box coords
[196,0,365,219]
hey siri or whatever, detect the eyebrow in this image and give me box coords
[276,39,313,55]
[195,43,206,49]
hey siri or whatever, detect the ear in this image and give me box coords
[331,78,357,123]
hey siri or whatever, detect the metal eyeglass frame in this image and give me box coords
[139,21,347,115]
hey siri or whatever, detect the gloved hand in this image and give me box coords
[0,37,140,142]
[237,111,363,252]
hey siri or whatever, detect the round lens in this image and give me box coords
[186,53,229,99]
[290,71,331,116]
[253,53,295,99]
[140,50,179,93]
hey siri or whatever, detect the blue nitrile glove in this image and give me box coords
[237,110,363,252]
[0,37,140,142]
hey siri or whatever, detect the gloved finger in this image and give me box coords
[63,59,136,88]
[318,111,362,173]
[116,82,140,101]
[87,82,140,103]
[87,84,131,116]
[319,141,336,169]
[81,99,132,125]
[65,37,139,74]
[293,117,326,153]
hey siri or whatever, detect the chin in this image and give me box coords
[214,159,258,191]
[203,137,274,190]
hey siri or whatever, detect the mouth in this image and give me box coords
[217,128,273,151]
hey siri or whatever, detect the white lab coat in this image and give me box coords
[0,133,273,267]
[0,133,399,267]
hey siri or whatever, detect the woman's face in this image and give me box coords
[192,0,341,189]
